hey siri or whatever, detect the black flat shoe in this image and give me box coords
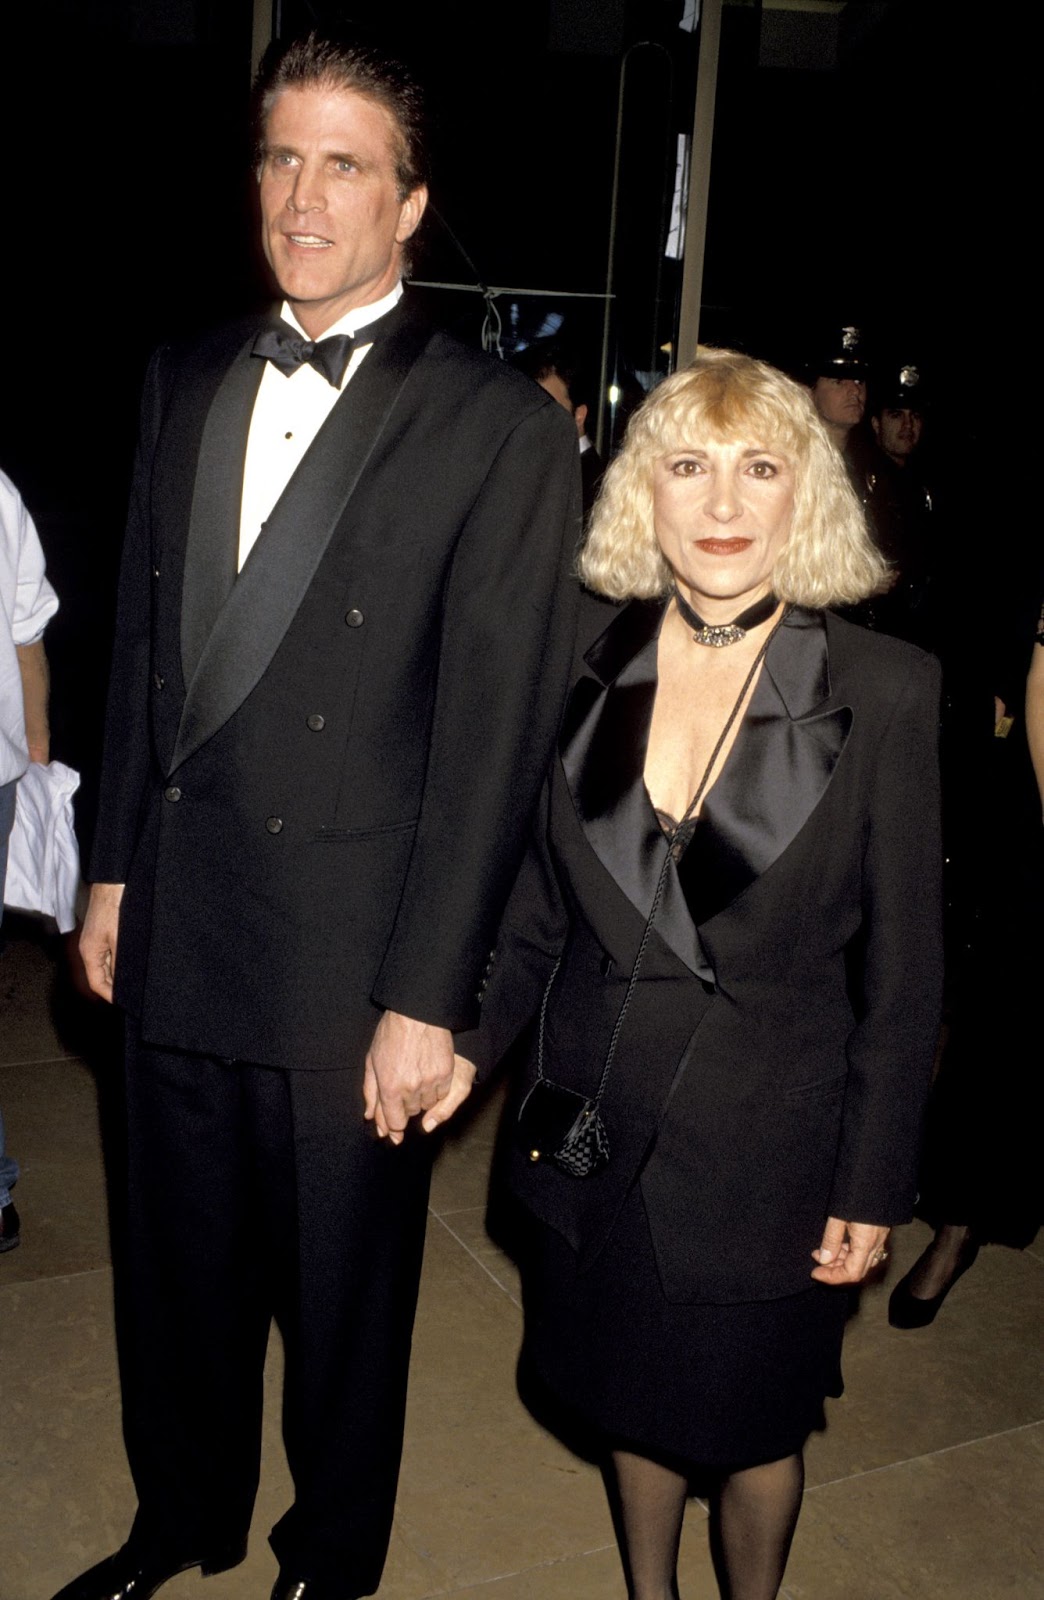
[888,1237,980,1329]
[51,1539,246,1600]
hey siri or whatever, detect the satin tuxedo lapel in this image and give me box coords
[170,311,434,775]
[560,602,852,976]
[681,606,853,930]
[561,601,712,979]
[179,344,261,688]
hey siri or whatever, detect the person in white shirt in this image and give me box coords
[0,466,57,1252]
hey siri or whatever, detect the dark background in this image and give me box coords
[0,0,1025,843]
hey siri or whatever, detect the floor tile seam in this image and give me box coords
[806,1416,1044,1491]
[427,1202,485,1221]
[0,1263,111,1291]
[419,1543,619,1594]
[0,1051,79,1069]
[430,1211,522,1309]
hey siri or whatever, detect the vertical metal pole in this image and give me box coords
[594,55,629,457]
[676,0,723,366]
[251,0,274,81]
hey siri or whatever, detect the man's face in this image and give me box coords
[537,371,587,440]
[259,84,427,339]
[811,375,867,431]
[872,407,924,465]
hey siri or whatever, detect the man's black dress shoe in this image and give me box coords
[51,1539,246,1600]
[270,1575,356,1600]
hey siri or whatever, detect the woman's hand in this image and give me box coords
[421,1056,477,1133]
[811,1217,890,1284]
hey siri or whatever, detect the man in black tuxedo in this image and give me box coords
[58,31,579,1600]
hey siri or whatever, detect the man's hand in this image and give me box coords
[364,1011,471,1144]
[79,882,125,1002]
[811,1217,891,1285]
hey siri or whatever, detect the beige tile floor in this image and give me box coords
[2,915,1042,1600]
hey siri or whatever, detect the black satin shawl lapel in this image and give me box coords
[561,600,712,979]
[170,315,433,774]
[179,341,260,688]
[677,608,852,928]
[561,602,851,974]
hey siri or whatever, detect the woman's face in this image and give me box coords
[652,438,796,615]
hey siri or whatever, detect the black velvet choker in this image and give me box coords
[673,587,779,647]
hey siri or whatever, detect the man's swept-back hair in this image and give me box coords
[581,348,888,608]
[252,29,430,201]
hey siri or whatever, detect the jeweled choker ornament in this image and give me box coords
[673,587,778,647]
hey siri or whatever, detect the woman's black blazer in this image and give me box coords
[463,597,944,1305]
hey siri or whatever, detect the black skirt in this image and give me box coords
[519,1179,848,1471]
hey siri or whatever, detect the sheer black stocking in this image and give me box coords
[903,1223,978,1300]
[607,1447,805,1600]
[608,1449,687,1600]
[710,1452,805,1600]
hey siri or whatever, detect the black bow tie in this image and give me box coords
[252,323,356,388]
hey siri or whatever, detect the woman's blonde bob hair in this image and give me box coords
[581,347,887,608]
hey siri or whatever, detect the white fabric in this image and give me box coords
[4,760,81,932]
[238,281,404,569]
[0,469,59,784]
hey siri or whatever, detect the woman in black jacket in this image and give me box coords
[449,350,944,1600]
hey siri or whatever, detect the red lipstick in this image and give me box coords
[695,538,753,554]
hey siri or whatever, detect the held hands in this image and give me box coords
[79,882,125,1002]
[811,1217,890,1285]
[363,1010,476,1144]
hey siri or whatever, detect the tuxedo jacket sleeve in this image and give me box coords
[91,346,175,885]
[370,395,581,1026]
[827,653,944,1222]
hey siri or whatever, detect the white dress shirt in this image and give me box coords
[0,469,59,786]
[238,281,404,570]
[5,760,81,931]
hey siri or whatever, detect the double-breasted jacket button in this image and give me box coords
[265,816,284,834]
[152,566,160,579]
[477,948,498,1003]
[153,672,165,690]
[306,713,325,731]
[344,608,364,628]
[164,786,181,803]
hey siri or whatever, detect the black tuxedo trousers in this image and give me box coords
[118,1026,431,1587]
